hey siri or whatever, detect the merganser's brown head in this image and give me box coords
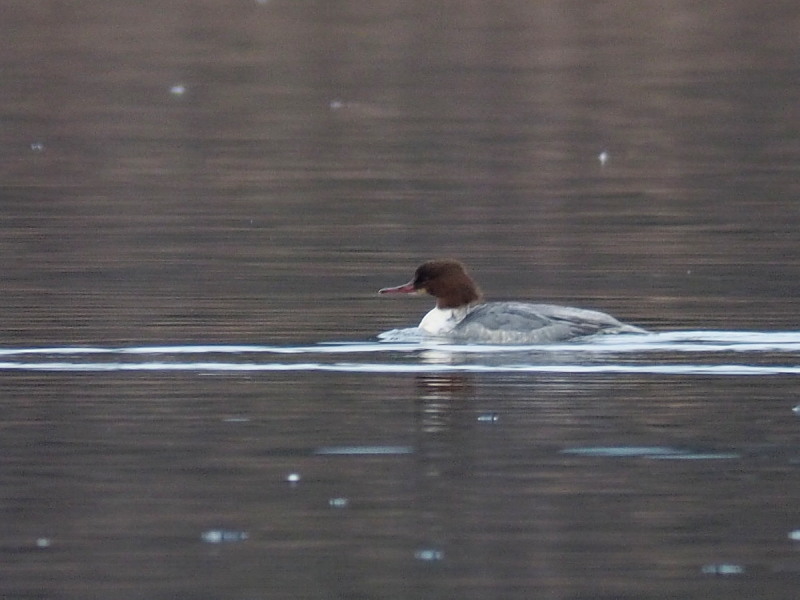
[379,259,483,308]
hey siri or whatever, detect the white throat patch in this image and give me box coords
[418,306,470,335]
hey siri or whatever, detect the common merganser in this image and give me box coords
[379,259,646,344]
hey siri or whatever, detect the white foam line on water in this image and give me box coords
[0,344,424,357]
[120,343,436,355]
[314,446,414,455]
[639,330,800,343]
[0,342,798,357]
[2,331,800,359]
[1,361,799,375]
[0,347,110,356]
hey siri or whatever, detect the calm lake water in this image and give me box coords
[2,1,800,598]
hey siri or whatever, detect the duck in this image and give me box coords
[379,259,646,343]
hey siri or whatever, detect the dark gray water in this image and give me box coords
[2,1,800,598]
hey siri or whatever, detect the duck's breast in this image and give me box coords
[418,306,470,335]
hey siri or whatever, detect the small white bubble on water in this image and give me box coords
[30,142,45,152]
[414,548,445,561]
[286,472,301,484]
[35,537,52,548]
[701,563,744,575]
[328,497,349,508]
[201,529,249,544]
[793,405,800,415]
[329,99,344,110]
[789,529,800,541]
[201,530,223,543]
[598,150,609,166]
[477,413,499,423]
[170,84,186,96]
[222,416,250,423]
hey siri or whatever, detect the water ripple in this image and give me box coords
[0,331,799,375]
[0,361,798,376]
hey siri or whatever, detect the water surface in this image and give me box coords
[2,1,800,598]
